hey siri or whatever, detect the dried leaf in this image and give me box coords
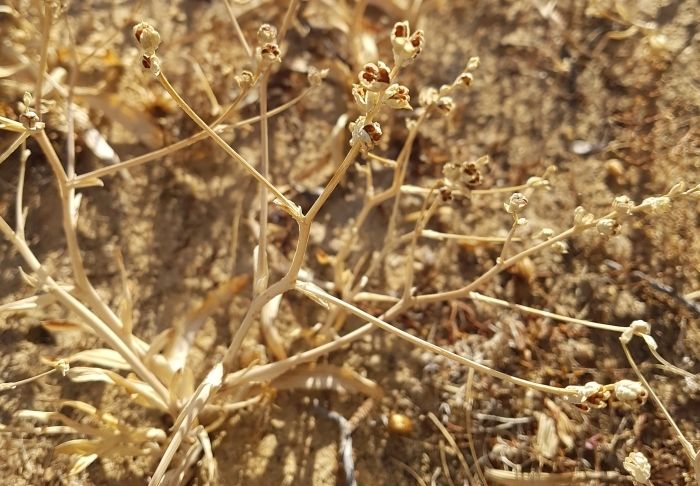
[150,364,224,486]
[46,348,130,371]
[164,275,249,372]
[271,364,384,400]
[42,319,93,334]
[68,452,99,475]
[294,280,330,309]
[544,398,576,450]
[260,294,287,361]
[67,367,169,411]
[82,94,162,149]
[168,367,195,406]
[535,412,558,459]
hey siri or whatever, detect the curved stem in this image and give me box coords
[296,282,577,397]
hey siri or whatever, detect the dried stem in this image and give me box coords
[621,341,696,463]
[33,1,53,122]
[156,71,299,217]
[223,0,253,58]
[255,72,271,295]
[15,140,28,240]
[34,130,126,337]
[295,282,577,398]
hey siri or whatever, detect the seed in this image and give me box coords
[387,413,413,435]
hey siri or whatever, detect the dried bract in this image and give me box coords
[258,43,282,68]
[435,96,455,114]
[234,70,255,91]
[620,320,657,350]
[352,84,375,112]
[442,157,487,196]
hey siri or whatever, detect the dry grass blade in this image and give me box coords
[149,364,223,486]
[484,468,627,485]
[45,348,130,370]
[428,411,475,485]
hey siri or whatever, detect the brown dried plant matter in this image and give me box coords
[0,1,699,485]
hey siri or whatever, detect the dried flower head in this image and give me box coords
[258,43,282,67]
[358,62,391,92]
[349,116,382,151]
[235,70,255,91]
[504,193,528,215]
[257,24,277,44]
[553,240,569,254]
[596,218,620,236]
[573,206,595,227]
[534,228,554,240]
[623,451,651,484]
[466,56,481,71]
[620,320,657,350]
[613,380,647,405]
[418,87,438,107]
[612,195,635,216]
[133,22,161,57]
[563,381,610,410]
[391,21,424,67]
[442,157,488,195]
[383,84,412,110]
[133,22,162,75]
[436,96,455,114]
[456,72,474,87]
[352,84,375,112]
[19,92,44,130]
[307,67,329,87]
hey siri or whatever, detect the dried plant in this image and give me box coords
[0,1,698,484]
